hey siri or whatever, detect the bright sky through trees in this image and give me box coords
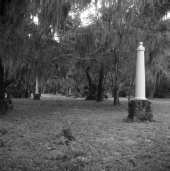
[79,3,102,26]
[164,11,170,19]
[32,2,170,41]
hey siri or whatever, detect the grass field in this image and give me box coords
[0,95,169,171]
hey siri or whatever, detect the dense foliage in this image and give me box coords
[0,0,169,113]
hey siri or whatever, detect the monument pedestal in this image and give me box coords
[128,99,153,122]
[34,94,40,100]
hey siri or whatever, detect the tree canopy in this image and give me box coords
[0,0,169,113]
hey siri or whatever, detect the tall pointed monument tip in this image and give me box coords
[137,42,145,51]
[139,42,143,46]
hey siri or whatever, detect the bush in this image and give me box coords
[119,90,127,97]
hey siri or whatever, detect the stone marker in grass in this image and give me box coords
[128,42,153,122]
[34,76,40,100]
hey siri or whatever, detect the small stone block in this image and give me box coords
[128,99,153,122]
[34,94,40,100]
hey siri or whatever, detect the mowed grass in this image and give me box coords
[0,95,169,171]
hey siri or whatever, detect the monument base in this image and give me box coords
[128,99,153,122]
[5,99,13,110]
[34,94,40,100]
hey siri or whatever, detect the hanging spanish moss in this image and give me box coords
[0,0,168,114]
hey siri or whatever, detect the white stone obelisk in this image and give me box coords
[135,42,146,100]
[35,76,39,94]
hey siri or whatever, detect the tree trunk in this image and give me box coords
[7,86,11,101]
[114,82,120,106]
[17,79,22,98]
[128,74,135,103]
[0,58,5,114]
[4,77,15,88]
[54,85,57,95]
[0,0,6,18]
[148,83,155,99]
[85,67,97,100]
[113,49,120,106]
[77,87,80,93]
[0,2,7,114]
[6,85,13,109]
[97,64,104,102]
[26,82,30,98]
[65,76,69,96]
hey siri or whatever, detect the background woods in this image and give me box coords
[0,0,169,113]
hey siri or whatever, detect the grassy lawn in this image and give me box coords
[0,95,169,171]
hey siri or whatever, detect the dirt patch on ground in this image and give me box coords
[0,95,169,171]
